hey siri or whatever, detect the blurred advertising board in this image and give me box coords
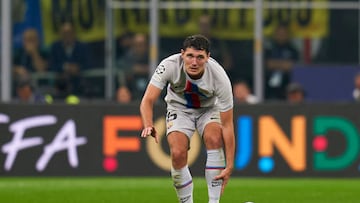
[0,103,360,177]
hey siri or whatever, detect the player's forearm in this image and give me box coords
[140,99,154,128]
[140,84,162,128]
[222,126,235,170]
[220,109,235,169]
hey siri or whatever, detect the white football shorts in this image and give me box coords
[165,107,221,138]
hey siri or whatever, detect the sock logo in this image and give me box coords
[211,180,222,187]
[180,195,191,203]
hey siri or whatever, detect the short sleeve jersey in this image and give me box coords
[150,53,233,112]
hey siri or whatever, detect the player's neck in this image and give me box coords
[186,70,204,80]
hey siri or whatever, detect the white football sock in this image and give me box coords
[171,165,193,203]
[205,148,225,203]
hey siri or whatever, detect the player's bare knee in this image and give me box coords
[170,147,187,160]
[204,133,223,149]
[171,148,187,169]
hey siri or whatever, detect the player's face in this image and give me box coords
[181,47,209,79]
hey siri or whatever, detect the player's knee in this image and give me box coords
[171,147,187,160]
[170,147,187,167]
[204,134,223,149]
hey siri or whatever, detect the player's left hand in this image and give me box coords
[214,167,233,195]
[141,126,158,143]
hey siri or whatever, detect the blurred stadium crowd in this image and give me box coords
[2,0,360,104]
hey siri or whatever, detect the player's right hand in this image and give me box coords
[214,167,233,195]
[141,126,158,143]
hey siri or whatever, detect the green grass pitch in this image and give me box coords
[0,177,358,203]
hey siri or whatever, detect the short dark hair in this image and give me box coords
[182,34,210,54]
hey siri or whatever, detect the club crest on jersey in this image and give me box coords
[167,121,173,129]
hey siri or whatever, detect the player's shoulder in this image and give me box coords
[156,53,182,74]
[154,53,181,77]
[207,57,222,67]
[205,57,232,89]
[160,53,181,65]
[207,57,228,77]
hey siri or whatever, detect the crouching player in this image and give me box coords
[140,34,235,203]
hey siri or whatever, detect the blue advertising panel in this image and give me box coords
[292,65,360,102]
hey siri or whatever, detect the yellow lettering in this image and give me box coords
[259,116,306,171]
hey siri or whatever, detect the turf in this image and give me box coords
[0,177,358,203]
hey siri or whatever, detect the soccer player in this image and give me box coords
[140,35,235,203]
